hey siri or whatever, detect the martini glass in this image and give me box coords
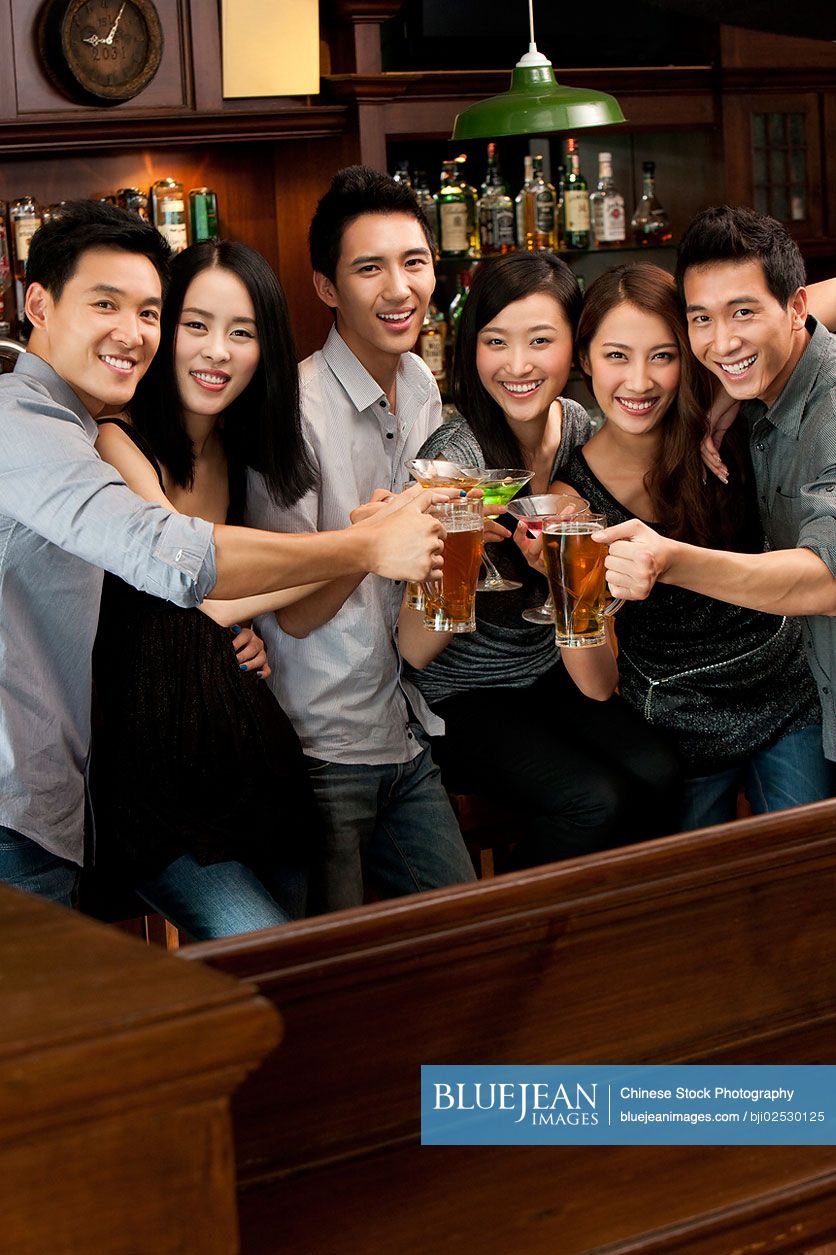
[405,459,483,490]
[404,460,484,611]
[505,493,589,623]
[459,468,535,592]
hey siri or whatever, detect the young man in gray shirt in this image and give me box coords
[248,167,475,910]
[596,206,836,766]
[0,201,447,908]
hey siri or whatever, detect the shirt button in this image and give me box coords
[407,730,414,738]
[379,399,386,408]
[175,548,183,561]
[823,686,830,696]
[386,432,394,439]
[756,443,765,451]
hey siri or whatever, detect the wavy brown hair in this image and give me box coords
[576,263,758,551]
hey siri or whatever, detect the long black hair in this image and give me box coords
[131,239,315,507]
[452,251,582,472]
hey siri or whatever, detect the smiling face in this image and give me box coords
[174,266,261,424]
[475,291,575,433]
[313,211,435,379]
[581,301,681,437]
[684,259,808,407]
[25,246,162,415]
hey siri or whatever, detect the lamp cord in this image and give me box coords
[528,0,536,52]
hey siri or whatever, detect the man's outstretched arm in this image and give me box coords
[595,518,836,618]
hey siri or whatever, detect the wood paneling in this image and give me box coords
[189,801,836,1255]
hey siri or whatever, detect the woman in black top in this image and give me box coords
[402,252,682,867]
[91,240,324,938]
[538,262,829,828]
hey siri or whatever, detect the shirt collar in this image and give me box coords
[743,315,829,438]
[14,351,98,438]
[320,326,432,417]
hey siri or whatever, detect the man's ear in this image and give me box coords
[312,270,339,310]
[24,282,50,331]
[789,285,808,330]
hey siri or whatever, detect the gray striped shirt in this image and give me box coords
[744,315,836,759]
[0,353,216,863]
[247,327,443,764]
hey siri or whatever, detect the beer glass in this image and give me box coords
[542,512,623,648]
[423,500,483,633]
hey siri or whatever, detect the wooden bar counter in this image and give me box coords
[0,884,280,1254]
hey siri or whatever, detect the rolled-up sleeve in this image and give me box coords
[0,391,216,608]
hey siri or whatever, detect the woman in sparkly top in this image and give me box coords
[533,261,830,829]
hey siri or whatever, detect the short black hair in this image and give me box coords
[24,199,171,334]
[453,251,582,473]
[308,165,435,282]
[675,205,806,308]
[131,239,315,509]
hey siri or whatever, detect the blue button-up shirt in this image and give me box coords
[247,328,443,764]
[0,353,217,863]
[744,316,836,759]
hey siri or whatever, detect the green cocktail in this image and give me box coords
[458,468,534,592]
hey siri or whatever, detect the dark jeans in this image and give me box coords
[0,826,78,908]
[431,665,683,868]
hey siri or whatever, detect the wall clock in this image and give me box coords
[38,0,164,105]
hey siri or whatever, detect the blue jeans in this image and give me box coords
[0,826,78,908]
[305,724,476,912]
[680,724,834,831]
[135,854,308,941]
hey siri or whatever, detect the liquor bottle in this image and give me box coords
[9,195,42,282]
[589,153,626,248]
[631,161,672,247]
[189,188,219,241]
[563,140,590,250]
[515,156,535,251]
[452,156,479,256]
[0,203,11,332]
[150,177,188,254]
[436,161,470,259]
[116,187,150,220]
[554,162,566,251]
[447,271,472,352]
[419,300,447,389]
[413,170,438,253]
[516,155,557,252]
[532,155,557,251]
[478,149,515,256]
[480,142,508,198]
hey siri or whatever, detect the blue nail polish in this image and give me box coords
[459,489,467,497]
[239,663,248,671]
[231,624,242,636]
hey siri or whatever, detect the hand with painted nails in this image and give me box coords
[701,384,740,484]
[231,624,271,678]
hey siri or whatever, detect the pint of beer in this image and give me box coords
[423,500,483,633]
[542,513,620,648]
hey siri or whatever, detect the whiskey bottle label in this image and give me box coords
[14,217,42,264]
[440,202,469,253]
[599,195,626,242]
[420,332,445,378]
[564,191,590,233]
[535,196,555,234]
[159,221,188,253]
[493,206,515,247]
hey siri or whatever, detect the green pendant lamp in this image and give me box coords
[452,0,626,139]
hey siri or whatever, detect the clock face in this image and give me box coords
[40,0,164,104]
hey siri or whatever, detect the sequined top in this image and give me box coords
[564,448,821,773]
